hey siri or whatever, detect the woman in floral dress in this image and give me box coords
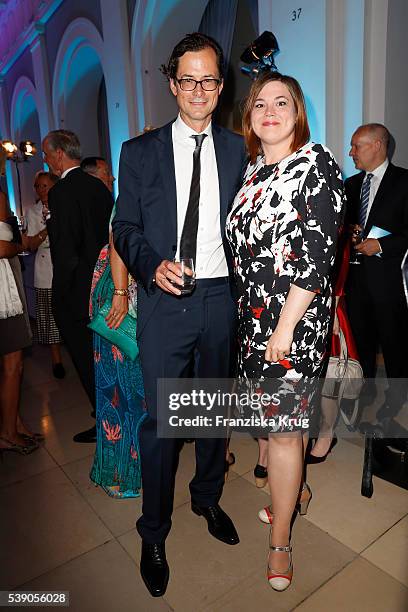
[226,72,344,590]
[89,219,146,498]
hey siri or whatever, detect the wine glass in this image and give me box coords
[172,258,196,295]
[18,215,30,256]
[349,225,363,265]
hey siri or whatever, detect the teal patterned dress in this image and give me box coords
[89,245,146,498]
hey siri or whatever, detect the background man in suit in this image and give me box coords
[113,33,246,597]
[345,123,408,420]
[43,130,113,443]
[80,156,116,194]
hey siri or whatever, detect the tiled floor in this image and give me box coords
[1,345,407,611]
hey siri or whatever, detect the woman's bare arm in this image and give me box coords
[104,234,129,329]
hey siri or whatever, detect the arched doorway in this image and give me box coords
[62,46,109,162]
[131,0,209,131]
[53,19,111,166]
[10,78,43,216]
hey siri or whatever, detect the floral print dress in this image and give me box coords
[89,245,146,497]
[226,143,344,430]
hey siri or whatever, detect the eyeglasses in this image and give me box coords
[176,78,221,91]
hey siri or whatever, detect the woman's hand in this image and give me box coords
[265,323,294,363]
[105,294,128,329]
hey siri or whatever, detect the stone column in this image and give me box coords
[30,23,55,137]
[100,0,137,193]
[0,78,19,213]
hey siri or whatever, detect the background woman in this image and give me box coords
[89,217,146,498]
[308,233,359,462]
[226,72,344,591]
[0,190,38,454]
[25,171,65,378]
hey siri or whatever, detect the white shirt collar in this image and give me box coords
[366,158,389,181]
[173,114,213,143]
[61,165,80,179]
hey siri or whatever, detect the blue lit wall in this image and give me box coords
[342,0,364,178]
[267,0,326,144]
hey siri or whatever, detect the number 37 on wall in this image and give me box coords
[291,8,302,21]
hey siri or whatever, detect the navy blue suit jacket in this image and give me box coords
[113,120,247,336]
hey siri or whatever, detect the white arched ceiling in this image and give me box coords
[10,76,42,213]
[131,0,209,130]
[10,76,39,143]
[52,18,107,158]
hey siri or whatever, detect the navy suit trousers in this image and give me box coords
[136,281,237,544]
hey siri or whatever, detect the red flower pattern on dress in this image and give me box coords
[264,401,280,417]
[278,358,293,370]
[130,446,138,460]
[111,345,123,362]
[251,306,264,319]
[252,187,263,207]
[102,421,121,442]
[94,350,101,363]
[299,396,309,412]
[245,173,257,186]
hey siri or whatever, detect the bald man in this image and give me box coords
[346,123,408,419]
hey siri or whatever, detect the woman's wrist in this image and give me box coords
[113,288,128,296]
[277,313,297,331]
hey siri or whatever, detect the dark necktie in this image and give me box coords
[359,172,373,228]
[179,133,207,262]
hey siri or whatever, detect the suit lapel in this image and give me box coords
[155,122,177,241]
[212,124,229,232]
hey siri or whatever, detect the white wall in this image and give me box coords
[384,0,408,167]
[259,0,327,143]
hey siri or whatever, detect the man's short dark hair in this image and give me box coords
[46,130,81,161]
[164,32,224,81]
[80,156,106,173]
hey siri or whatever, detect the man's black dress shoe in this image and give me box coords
[72,425,97,443]
[140,541,169,597]
[191,503,239,545]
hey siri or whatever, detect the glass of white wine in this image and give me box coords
[18,215,30,256]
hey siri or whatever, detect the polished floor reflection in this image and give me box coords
[1,344,407,611]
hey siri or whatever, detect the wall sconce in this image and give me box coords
[1,139,37,216]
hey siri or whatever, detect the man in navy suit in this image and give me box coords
[113,33,246,597]
[346,123,408,420]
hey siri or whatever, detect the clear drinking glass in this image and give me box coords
[349,226,363,265]
[176,258,196,295]
[18,215,30,256]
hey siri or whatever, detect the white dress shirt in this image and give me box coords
[61,165,80,179]
[362,158,389,221]
[172,114,228,279]
[26,201,53,289]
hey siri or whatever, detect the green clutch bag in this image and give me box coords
[88,247,139,361]
[88,300,138,361]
